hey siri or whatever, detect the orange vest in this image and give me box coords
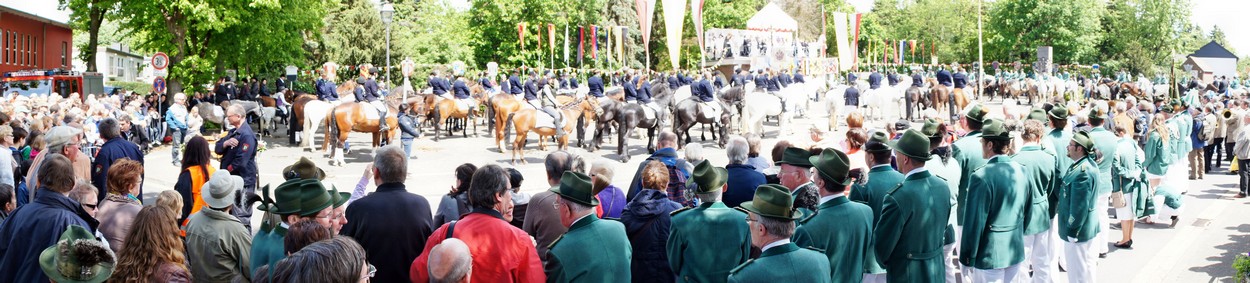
[181,165,216,234]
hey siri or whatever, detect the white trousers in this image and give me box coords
[1149,195,1184,223]
[970,263,1021,283]
[1063,239,1098,283]
[1094,192,1111,254]
[947,225,968,283]
[1020,226,1059,283]
[862,273,887,283]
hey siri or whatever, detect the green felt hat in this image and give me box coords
[40,225,115,283]
[1028,108,1048,122]
[1088,107,1108,121]
[331,186,350,208]
[920,118,942,138]
[774,147,814,168]
[283,157,326,181]
[981,119,1011,141]
[691,160,728,194]
[1048,106,1069,120]
[551,171,599,206]
[1073,130,1096,153]
[964,104,988,123]
[864,131,892,153]
[889,129,933,161]
[809,148,853,186]
[739,184,802,220]
[273,178,333,216]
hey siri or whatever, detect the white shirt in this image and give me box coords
[761,239,792,253]
[904,167,928,178]
[0,147,13,188]
[572,213,594,226]
[818,192,846,206]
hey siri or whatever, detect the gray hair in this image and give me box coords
[428,238,473,283]
[590,159,616,181]
[545,151,573,181]
[373,145,408,183]
[657,130,678,148]
[98,118,121,140]
[271,237,367,283]
[757,213,795,239]
[726,136,749,164]
[558,196,594,214]
[683,143,704,164]
[696,190,722,203]
[226,104,246,117]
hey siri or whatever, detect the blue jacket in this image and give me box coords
[626,148,690,202]
[1192,117,1205,149]
[0,191,97,283]
[723,164,767,208]
[954,72,968,88]
[620,189,681,283]
[364,78,381,101]
[399,114,420,139]
[478,77,494,90]
[524,79,540,101]
[316,78,339,101]
[453,80,471,99]
[767,76,782,92]
[91,138,145,201]
[779,73,793,87]
[794,73,805,83]
[668,75,681,89]
[215,123,259,188]
[886,73,899,86]
[429,77,448,95]
[639,81,654,103]
[679,73,693,85]
[588,75,605,97]
[868,72,883,89]
[695,79,715,102]
[912,74,925,87]
[754,75,770,88]
[508,75,524,94]
[624,78,639,101]
[166,107,187,130]
[936,70,954,87]
[845,87,861,106]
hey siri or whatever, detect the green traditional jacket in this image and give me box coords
[1012,145,1060,234]
[849,164,904,274]
[667,202,751,283]
[952,131,987,226]
[793,196,874,282]
[1048,128,1073,178]
[1176,113,1194,156]
[1112,137,1144,195]
[546,214,632,283]
[960,155,1028,270]
[1143,131,1172,176]
[250,224,287,275]
[1089,127,1119,195]
[1058,156,1101,242]
[727,242,831,283]
[874,170,952,283]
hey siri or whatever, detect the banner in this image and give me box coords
[549,23,556,56]
[635,0,656,68]
[578,27,585,65]
[663,0,685,69]
[691,0,706,57]
[518,22,526,50]
[617,26,627,66]
[852,13,862,69]
[591,25,598,59]
[564,25,570,67]
[833,13,851,71]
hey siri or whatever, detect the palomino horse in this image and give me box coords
[672,87,740,148]
[503,97,599,164]
[590,96,662,162]
[430,84,487,141]
[324,96,401,166]
[487,92,525,152]
[926,77,950,116]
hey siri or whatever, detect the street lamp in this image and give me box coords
[381,2,394,86]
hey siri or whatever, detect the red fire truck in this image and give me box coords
[1,69,105,101]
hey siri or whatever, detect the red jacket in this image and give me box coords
[410,209,546,283]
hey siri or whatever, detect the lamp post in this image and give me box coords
[381,2,394,87]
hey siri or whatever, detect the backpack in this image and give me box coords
[1196,119,1209,142]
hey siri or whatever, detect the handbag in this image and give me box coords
[1111,191,1127,208]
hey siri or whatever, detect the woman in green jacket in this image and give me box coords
[1143,113,1172,188]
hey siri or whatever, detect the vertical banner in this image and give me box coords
[832,12,851,72]
[691,0,706,59]
[898,40,905,65]
[663,0,686,69]
[591,25,599,60]
[635,0,656,69]
[549,23,556,56]
[518,22,526,50]
[617,26,627,66]
[579,27,585,66]
[564,25,570,67]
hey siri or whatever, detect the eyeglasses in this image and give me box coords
[359,263,375,282]
[83,203,98,210]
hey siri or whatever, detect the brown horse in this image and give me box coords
[324,98,401,166]
[430,86,486,141]
[502,97,599,164]
[927,78,950,115]
[487,93,525,152]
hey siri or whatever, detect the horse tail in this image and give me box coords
[504,112,516,147]
[329,106,340,150]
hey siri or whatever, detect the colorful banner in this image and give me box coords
[852,14,862,69]
[548,23,556,56]
[833,12,851,72]
[663,0,686,69]
[578,26,585,65]
[518,22,526,50]
[635,0,656,67]
[617,26,626,66]
[591,25,598,59]
[691,0,706,56]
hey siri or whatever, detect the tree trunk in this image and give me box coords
[84,4,105,72]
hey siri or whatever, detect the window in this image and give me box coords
[61,41,68,66]
[1,29,5,64]
[32,37,37,67]
[113,56,125,79]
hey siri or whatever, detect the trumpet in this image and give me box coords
[1225,108,1234,119]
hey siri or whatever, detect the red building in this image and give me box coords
[0,4,73,74]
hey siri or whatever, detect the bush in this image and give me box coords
[106,81,154,95]
[1236,254,1250,283]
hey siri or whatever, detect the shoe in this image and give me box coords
[1114,240,1133,249]
[1170,216,1180,228]
[1099,253,1107,258]
[1236,193,1247,198]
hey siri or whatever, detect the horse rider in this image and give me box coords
[452,75,475,116]
[668,71,682,89]
[779,70,793,88]
[793,70,805,84]
[887,70,901,87]
[936,67,954,89]
[275,75,289,94]
[752,70,770,92]
[316,64,340,103]
[524,71,565,139]
[214,76,236,104]
[478,72,497,94]
[953,67,969,98]
[847,71,858,85]
[509,70,524,99]
[713,70,726,89]
[357,69,389,132]
[559,71,580,93]
[694,71,724,120]
[428,71,449,98]
[588,70,605,99]
[868,69,883,90]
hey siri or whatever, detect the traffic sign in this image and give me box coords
[153,76,167,94]
[152,52,170,70]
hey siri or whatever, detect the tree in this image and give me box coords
[987,0,1104,65]
[316,0,386,77]
[59,0,118,72]
[859,0,982,67]
[1098,0,1195,75]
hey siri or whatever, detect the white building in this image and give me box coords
[73,43,144,83]
[1186,41,1239,83]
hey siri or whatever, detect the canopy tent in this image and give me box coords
[746,3,797,32]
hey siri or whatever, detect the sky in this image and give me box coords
[3,0,1243,57]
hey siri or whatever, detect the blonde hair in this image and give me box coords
[156,190,184,219]
[1151,114,1170,144]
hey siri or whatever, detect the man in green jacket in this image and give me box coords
[1087,107,1118,258]
[953,104,989,228]
[875,129,953,282]
[849,131,904,282]
[1060,130,1102,283]
[729,184,830,283]
[546,171,632,283]
[794,148,874,283]
[1048,107,1073,178]
[960,119,1028,281]
[1011,119,1061,282]
[185,171,252,283]
[250,178,334,277]
[668,160,751,283]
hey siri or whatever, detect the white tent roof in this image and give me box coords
[746,3,798,32]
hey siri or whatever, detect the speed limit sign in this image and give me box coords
[151,52,170,70]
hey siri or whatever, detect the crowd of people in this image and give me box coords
[0,60,1233,283]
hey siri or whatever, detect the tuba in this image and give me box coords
[1225,108,1234,119]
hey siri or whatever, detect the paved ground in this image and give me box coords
[134,99,1246,282]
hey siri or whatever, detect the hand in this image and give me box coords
[362,164,374,180]
[224,138,239,148]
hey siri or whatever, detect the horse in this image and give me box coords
[257,96,280,137]
[429,86,483,141]
[905,84,926,121]
[503,96,599,164]
[324,95,402,166]
[926,77,950,116]
[589,96,662,162]
[740,86,786,138]
[672,87,738,149]
[486,92,525,152]
[823,84,851,131]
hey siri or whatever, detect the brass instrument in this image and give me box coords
[1225,108,1234,119]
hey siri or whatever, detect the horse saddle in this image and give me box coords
[637,102,659,120]
[535,108,562,129]
[360,102,385,120]
[454,98,474,112]
[699,101,722,120]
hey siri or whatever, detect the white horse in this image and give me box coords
[860,85,903,122]
[740,88,787,138]
[824,84,850,131]
[299,100,335,151]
